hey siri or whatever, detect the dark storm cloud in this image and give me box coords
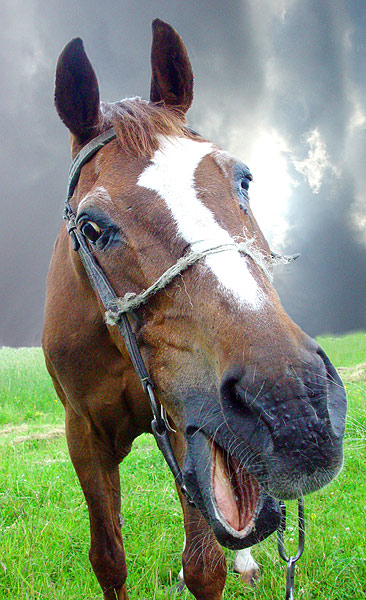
[271,2,350,152]
[275,174,366,335]
[0,0,365,346]
[265,0,366,335]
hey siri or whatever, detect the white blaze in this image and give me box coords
[137,137,264,310]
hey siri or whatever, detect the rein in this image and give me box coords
[63,128,306,595]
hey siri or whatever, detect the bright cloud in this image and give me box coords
[231,129,296,250]
[292,129,340,194]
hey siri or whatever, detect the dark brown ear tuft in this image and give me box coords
[55,38,100,143]
[150,19,193,115]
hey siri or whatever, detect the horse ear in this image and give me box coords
[150,19,193,115]
[55,38,100,143]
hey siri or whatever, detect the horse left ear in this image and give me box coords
[55,38,100,144]
[150,19,194,115]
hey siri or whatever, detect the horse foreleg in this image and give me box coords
[165,429,226,600]
[65,404,129,600]
[179,500,227,600]
[179,546,259,589]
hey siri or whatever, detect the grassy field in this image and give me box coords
[0,334,365,599]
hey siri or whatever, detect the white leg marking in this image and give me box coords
[137,136,265,310]
[178,534,186,581]
[234,548,258,574]
[234,548,259,585]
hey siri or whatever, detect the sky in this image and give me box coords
[0,0,365,347]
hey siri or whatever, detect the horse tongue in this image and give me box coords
[212,444,240,530]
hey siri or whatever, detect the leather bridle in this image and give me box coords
[64,127,195,506]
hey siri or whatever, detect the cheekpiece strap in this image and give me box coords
[67,128,116,202]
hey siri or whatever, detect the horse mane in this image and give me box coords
[100,98,197,157]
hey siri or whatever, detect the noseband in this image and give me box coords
[63,128,299,508]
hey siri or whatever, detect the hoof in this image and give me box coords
[237,567,260,587]
[168,580,186,596]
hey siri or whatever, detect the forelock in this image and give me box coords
[100,98,197,157]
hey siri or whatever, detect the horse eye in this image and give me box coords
[80,221,102,243]
[240,174,252,191]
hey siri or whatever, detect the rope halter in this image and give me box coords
[105,238,299,325]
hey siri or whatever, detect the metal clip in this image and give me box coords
[146,382,165,434]
[277,497,305,600]
[64,209,80,251]
[161,406,177,433]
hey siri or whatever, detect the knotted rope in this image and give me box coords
[105,238,299,325]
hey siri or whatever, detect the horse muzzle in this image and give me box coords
[181,347,347,549]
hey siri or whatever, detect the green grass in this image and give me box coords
[0,336,365,599]
[317,331,366,368]
[0,347,63,426]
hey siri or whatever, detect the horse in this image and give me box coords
[42,18,347,600]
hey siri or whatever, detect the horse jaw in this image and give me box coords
[182,429,281,550]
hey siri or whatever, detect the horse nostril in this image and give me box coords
[221,368,248,410]
[220,367,264,422]
[220,367,275,457]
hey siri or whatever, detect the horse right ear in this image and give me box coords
[150,19,194,115]
[55,38,100,144]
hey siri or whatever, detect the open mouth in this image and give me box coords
[212,442,260,534]
[183,429,281,550]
